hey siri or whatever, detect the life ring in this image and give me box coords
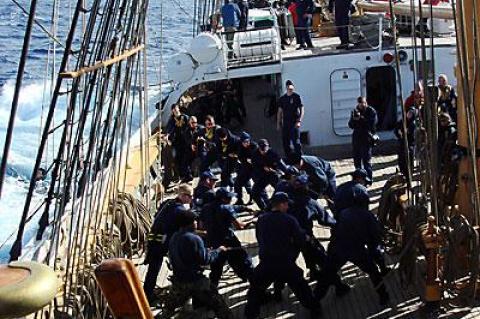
[0,261,58,319]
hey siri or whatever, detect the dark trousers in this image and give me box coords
[335,0,351,44]
[314,245,388,300]
[219,156,236,187]
[173,143,188,180]
[160,276,232,319]
[143,243,167,301]
[353,142,373,181]
[199,148,218,172]
[234,164,253,199]
[210,237,253,286]
[282,125,302,157]
[298,17,313,47]
[252,172,280,210]
[245,262,319,319]
[397,141,414,183]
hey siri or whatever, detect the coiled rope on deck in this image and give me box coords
[108,192,152,259]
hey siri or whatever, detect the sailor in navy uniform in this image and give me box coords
[251,139,288,210]
[198,115,222,172]
[160,209,232,319]
[233,132,258,205]
[216,127,240,187]
[245,192,321,319]
[192,170,218,213]
[348,96,378,183]
[166,104,190,182]
[277,83,304,157]
[143,184,193,302]
[183,116,204,181]
[333,168,370,216]
[199,187,254,289]
[333,168,390,277]
[289,153,337,201]
[314,204,390,306]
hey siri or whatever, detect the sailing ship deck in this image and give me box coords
[137,153,480,318]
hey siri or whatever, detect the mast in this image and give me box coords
[454,0,480,223]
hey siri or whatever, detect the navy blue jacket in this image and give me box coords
[217,131,240,159]
[222,2,241,28]
[334,180,369,215]
[200,200,243,247]
[252,149,287,176]
[256,210,306,265]
[150,200,187,245]
[166,114,189,145]
[348,106,377,144]
[291,190,336,235]
[330,206,382,257]
[184,124,205,150]
[300,155,335,195]
[236,140,258,166]
[169,229,221,282]
[193,183,215,211]
[198,125,222,151]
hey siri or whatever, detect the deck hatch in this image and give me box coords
[330,68,362,136]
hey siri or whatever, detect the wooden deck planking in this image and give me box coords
[138,153,480,318]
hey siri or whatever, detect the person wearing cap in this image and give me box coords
[183,116,205,182]
[274,165,300,196]
[288,175,350,293]
[193,170,219,212]
[277,83,304,157]
[199,187,255,289]
[161,210,232,319]
[251,139,288,210]
[348,96,377,183]
[245,192,321,319]
[198,115,223,172]
[216,127,240,187]
[144,184,193,302]
[333,168,370,216]
[314,204,390,307]
[289,153,337,201]
[233,131,258,205]
[166,104,190,183]
[333,168,390,277]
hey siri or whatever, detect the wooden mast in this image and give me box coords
[454,0,480,224]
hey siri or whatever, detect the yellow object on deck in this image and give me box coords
[0,261,59,319]
[95,258,153,319]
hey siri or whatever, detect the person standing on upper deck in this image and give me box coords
[332,0,354,49]
[222,0,241,58]
[348,96,377,183]
[277,82,304,157]
[296,0,314,49]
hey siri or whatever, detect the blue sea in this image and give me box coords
[0,0,195,262]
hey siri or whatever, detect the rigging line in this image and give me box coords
[9,0,84,262]
[388,0,412,201]
[8,0,70,51]
[36,0,105,241]
[169,0,195,20]
[0,0,39,199]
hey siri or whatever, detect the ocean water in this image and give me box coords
[0,0,195,262]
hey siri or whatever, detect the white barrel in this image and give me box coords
[189,32,222,64]
[167,53,195,83]
[233,28,279,59]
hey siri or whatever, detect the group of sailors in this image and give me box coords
[394,74,458,184]
[145,93,390,317]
